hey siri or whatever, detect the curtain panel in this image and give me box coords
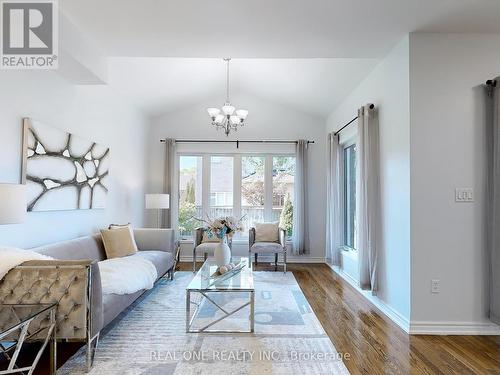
[486,80,500,324]
[357,104,381,293]
[326,133,342,265]
[163,138,178,230]
[293,140,310,255]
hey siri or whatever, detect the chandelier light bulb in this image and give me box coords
[214,114,224,124]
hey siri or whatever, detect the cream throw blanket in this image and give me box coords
[98,256,158,295]
[0,247,53,280]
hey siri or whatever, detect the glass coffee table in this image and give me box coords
[186,257,254,333]
[0,303,57,375]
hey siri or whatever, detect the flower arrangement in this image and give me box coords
[197,215,244,240]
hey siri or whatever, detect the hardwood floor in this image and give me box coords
[12,262,500,374]
[186,261,500,375]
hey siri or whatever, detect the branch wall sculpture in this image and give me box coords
[23,120,110,211]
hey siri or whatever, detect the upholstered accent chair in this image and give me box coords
[193,227,233,272]
[249,225,287,273]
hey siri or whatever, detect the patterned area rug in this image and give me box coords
[58,272,350,374]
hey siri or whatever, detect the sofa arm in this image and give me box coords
[134,228,176,254]
[0,259,102,341]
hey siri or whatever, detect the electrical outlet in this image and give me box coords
[431,279,440,294]
[455,188,474,202]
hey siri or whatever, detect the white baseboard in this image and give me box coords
[328,264,411,333]
[180,255,326,264]
[410,321,500,335]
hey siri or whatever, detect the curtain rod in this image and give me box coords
[159,139,314,149]
[333,103,375,137]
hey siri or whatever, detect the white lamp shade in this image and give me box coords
[230,115,240,125]
[235,109,248,120]
[207,108,221,118]
[214,114,224,124]
[222,104,235,116]
[0,184,26,224]
[145,194,170,209]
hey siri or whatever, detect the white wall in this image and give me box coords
[409,33,500,333]
[0,70,149,248]
[147,92,327,262]
[326,37,411,325]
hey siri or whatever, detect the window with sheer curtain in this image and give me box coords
[178,154,295,240]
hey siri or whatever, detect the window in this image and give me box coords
[343,144,357,249]
[178,153,295,241]
[178,156,202,239]
[273,156,295,238]
[241,156,265,232]
[210,156,233,218]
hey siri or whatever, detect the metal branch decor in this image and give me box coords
[22,119,110,211]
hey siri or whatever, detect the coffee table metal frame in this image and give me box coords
[186,258,254,334]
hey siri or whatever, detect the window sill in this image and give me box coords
[341,247,358,260]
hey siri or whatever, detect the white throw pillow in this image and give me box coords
[255,222,279,242]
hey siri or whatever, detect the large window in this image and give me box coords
[178,154,295,240]
[178,156,202,239]
[273,156,295,238]
[210,156,233,218]
[343,144,357,249]
[241,156,265,233]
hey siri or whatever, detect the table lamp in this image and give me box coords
[145,193,170,228]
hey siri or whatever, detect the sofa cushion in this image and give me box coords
[133,251,173,278]
[31,234,107,261]
[250,242,284,254]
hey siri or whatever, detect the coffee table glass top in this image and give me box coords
[187,256,254,291]
[0,304,56,334]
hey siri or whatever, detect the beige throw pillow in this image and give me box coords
[100,227,138,259]
[255,222,279,242]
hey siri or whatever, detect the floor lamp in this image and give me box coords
[145,194,170,228]
[0,184,26,224]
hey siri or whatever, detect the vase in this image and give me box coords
[214,237,231,266]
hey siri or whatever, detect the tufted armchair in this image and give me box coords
[193,227,233,272]
[249,225,287,273]
[0,259,101,371]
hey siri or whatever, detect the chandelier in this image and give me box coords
[207,58,248,136]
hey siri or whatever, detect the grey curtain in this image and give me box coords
[293,139,310,255]
[326,133,342,265]
[486,80,500,324]
[357,104,381,293]
[162,138,177,229]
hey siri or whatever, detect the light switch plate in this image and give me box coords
[455,188,474,202]
[431,279,440,294]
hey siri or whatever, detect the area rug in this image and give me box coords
[58,272,350,374]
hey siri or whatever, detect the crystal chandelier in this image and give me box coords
[207,58,248,136]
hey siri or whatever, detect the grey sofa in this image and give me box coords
[0,228,177,371]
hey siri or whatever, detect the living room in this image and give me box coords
[1,1,500,374]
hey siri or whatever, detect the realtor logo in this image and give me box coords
[1,0,58,69]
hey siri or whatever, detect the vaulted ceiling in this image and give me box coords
[60,0,500,117]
